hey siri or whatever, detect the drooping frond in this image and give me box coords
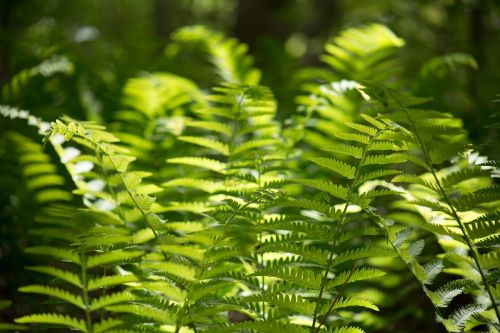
[169,25,261,85]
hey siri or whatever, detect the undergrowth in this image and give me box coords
[0,23,498,333]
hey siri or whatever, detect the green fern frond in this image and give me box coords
[450,186,500,211]
[360,153,407,166]
[478,250,500,270]
[426,286,464,308]
[91,291,135,310]
[247,292,315,315]
[25,246,80,264]
[93,318,124,333]
[322,143,363,158]
[334,131,370,145]
[332,246,396,266]
[321,23,404,82]
[15,313,87,332]
[251,266,321,289]
[464,212,500,239]
[19,285,85,309]
[106,303,177,324]
[25,266,82,288]
[327,268,386,289]
[295,179,348,200]
[442,303,488,332]
[354,169,401,186]
[169,25,261,85]
[309,157,356,179]
[178,136,229,156]
[440,166,491,187]
[87,274,138,291]
[329,296,378,311]
[87,249,144,268]
[167,156,227,173]
[329,326,365,333]
[233,139,279,155]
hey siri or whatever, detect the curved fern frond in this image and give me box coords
[15,313,87,332]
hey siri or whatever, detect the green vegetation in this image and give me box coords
[1,1,499,332]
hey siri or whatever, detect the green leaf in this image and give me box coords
[345,122,378,136]
[25,246,80,264]
[19,285,85,309]
[309,157,356,179]
[93,318,123,333]
[15,313,87,332]
[322,143,363,158]
[464,212,500,239]
[330,296,379,311]
[334,131,370,144]
[167,156,227,173]
[295,178,348,200]
[87,274,138,291]
[109,154,136,172]
[91,291,135,310]
[178,136,229,155]
[327,268,386,289]
[25,266,82,288]
[87,250,144,268]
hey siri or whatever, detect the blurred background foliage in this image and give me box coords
[1,0,499,141]
[0,1,499,332]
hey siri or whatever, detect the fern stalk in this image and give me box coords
[316,264,357,331]
[79,251,93,333]
[392,94,500,324]
[311,124,389,331]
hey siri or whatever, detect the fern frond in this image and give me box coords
[345,122,378,136]
[354,169,401,186]
[232,139,279,155]
[87,274,138,291]
[106,303,177,324]
[360,153,407,166]
[295,179,348,200]
[329,296,378,311]
[464,212,500,239]
[332,246,395,266]
[451,186,500,211]
[167,157,227,173]
[478,250,500,270]
[442,303,488,332]
[25,266,82,288]
[246,292,315,315]
[87,250,144,268]
[250,266,321,289]
[25,246,80,264]
[178,136,229,156]
[327,267,386,289]
[19,285,85,309]
[91,291,135,310]
[440,166,491,187]
[309,157,356,179]
[322,143,363,158]
[15,313,87,332]
[334,131,370,145]
[93,318,124,333]
[329,327,365,333]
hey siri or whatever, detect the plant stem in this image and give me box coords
[310,126,386,332]
[80,251,93,333]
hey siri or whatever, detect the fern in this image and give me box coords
[380,91,500,330]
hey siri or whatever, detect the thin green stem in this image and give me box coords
[79,251,93,333]
[316,264,356,331]
[310,125,387,332]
